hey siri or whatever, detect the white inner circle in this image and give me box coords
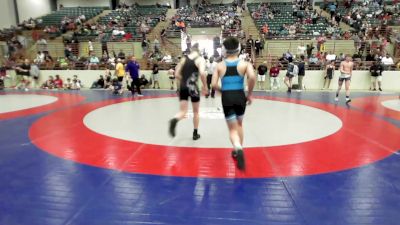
[0,94,58,113]
[84,97,343,148]
[381,99,400,112]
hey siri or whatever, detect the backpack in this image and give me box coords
[287,63,299,76]
[293,64,299,76]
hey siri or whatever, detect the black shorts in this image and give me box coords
[325,74,333,79]
[117,76,123,82]
[179,88,200,102]
[339,77,351,82]
[286,73,294,78]
[221,90,246,121]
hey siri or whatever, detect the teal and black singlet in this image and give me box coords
[221,59,247,120]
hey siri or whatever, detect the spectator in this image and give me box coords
[297,43,306,57]
[117,49,126,60]
[309,54,319,64]
[381,54,394,69]
[154,38,160,52]
[168,66,175,90]
[306,43,315,58]
[91,75,105,89]
[322,60,335,90]
[29,62,40,89]
[162,54,173,63]
[64,78,73,90]
[317,34,326,52]
[326,51,337,61]
[44,52,54,63]
[152,63,160,89]
[139,74,150,88]
[64,45,74,60]
[34,51,45,64]
[369,61,384,91]
[41,76,55,89]
[88,53,100,70]
[257,61,268,90]
[255,38,262,56]
[54,75,63,89]
[88,40,94,53]
[269,62,281,90]
[72,75,82,90]
[297,56,306,91]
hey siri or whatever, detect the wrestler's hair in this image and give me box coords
[223,37,240,55]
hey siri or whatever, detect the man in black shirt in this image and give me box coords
[369,61,384,91]
[297,56,306,91]
[15,59,31,91]
[257,61,268,90]
[306,43,314,59]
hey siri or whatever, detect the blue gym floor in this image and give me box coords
[0,89,399,225]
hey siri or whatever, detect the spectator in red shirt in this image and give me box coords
[269,62,281,90]
[54,75,63,89]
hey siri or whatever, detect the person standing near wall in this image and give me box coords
[206,57,217,98]
[257,61,268,90]
[115,58,125,95]
[322,60,335,90]
[297,56,306,91]
[369,60,384,91]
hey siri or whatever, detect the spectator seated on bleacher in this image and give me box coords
[308,54,320,65]
[58,57,69,69]
[381,54,394,69]
[117,49,125,60]
[162,54,173,63]
[88,53,100,70]
[35,52,45,64]
[112,27,125,36]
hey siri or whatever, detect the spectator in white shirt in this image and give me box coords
[162,54,172,63]
[381,54,394,66]
[34,51,45,64]
[326,52,337,61]
[297,43,306,57]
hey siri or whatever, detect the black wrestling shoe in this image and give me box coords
[236,149,245,170]
[193,133,201,140]
[231,150,238,158]
[169,118,178,137]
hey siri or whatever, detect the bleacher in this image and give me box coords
[40,7,106,27]
[319,1,399,27]
[248,2,333,39]
[94,6,167,42]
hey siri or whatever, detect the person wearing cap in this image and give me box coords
[168,43,208,141]
[211,36,256,170]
